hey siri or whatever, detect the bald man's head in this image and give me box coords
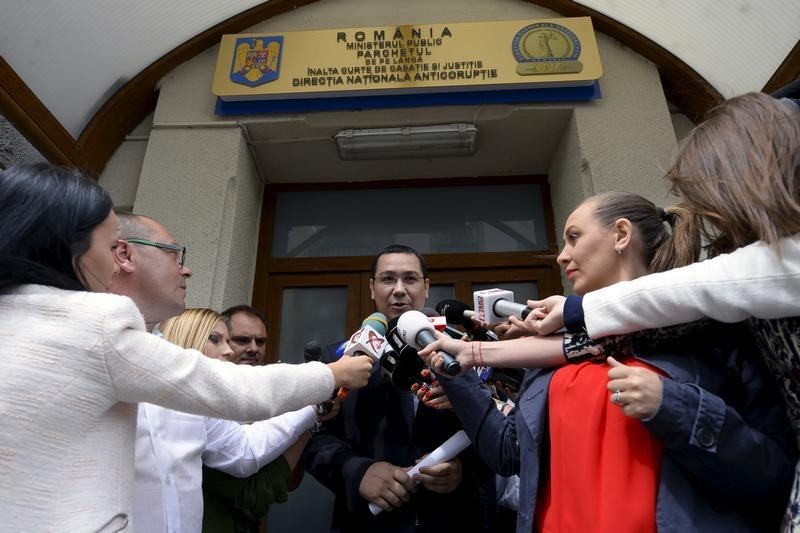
[110,214,192,328]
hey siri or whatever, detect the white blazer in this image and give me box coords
[0,285,334,532]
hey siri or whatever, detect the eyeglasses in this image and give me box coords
[375,274,424,287]
[125,238,187,267]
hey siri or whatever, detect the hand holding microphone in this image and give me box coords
[397,310,462,376]
[415,334,474,376]
[327,356,373,391]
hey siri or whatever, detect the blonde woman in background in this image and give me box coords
[136,307,320,532]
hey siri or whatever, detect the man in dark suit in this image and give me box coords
[302,244,484,532]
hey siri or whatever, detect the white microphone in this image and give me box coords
[473,289,531,325]
[336,313,387,401]
[342,324,386,361]
[396,310,461,376]
[343,312,387,360]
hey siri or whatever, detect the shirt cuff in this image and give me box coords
[563,295,585,332]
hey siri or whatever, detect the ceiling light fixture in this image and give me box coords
[334,123,478,161]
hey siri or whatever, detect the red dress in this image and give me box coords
[536,357,663,533]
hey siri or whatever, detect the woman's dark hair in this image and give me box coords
[0,163,113,292]
[586,191,702,273]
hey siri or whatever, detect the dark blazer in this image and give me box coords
[302,341,485,533]
[442,321,797,533]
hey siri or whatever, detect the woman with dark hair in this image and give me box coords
[0,163,116,292]
[421,191,796,532]
[0,164,373,531]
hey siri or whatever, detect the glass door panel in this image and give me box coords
[277,287,348,364]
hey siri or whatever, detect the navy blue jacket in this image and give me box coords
[302,341,485,533]
[442,322,796,533]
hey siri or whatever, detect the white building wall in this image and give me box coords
[100,0,681,306]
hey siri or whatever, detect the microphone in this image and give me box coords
[397,310,461,376]
[335,312,388,358]
[473,289,531,325]
[436,299,475,329]
[337,312,388,400]
[436,299,498,341]
[303,340,322,363]
[379,321,427,392]
[342,312,388,360]
[421,306,463,340]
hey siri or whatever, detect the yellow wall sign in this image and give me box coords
[212,17,602,103]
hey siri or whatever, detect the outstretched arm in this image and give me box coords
[202,406,317,477]
[578,235,800,338]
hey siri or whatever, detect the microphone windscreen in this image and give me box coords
[421,307,438,317]
[362,312,388,335]
[304,340,322,363]
[436,299,474,328]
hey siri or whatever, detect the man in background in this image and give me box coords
[223,305,269,365]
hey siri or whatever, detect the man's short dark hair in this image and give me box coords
[221,305,268,333]
[370,244,428,278]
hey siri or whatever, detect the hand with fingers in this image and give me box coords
[358,461,417,513]
[523,295,567,336]
[412,456,462,494]
[502,306,547,339]
[328,354,375,390]
[416,335,473,377]
[411,369,452,410]
[606,356,664,419]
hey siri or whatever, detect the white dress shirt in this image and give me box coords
[134,403,316,533]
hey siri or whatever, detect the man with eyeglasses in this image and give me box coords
[111,214,192,331]
[302,244,484,533]
[110,214,341,533]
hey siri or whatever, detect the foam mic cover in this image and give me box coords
[361,312,388,335]
[436,299,475,329]
[303,340,322,363]
[397,310,461,376]
[436,299,498,341]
